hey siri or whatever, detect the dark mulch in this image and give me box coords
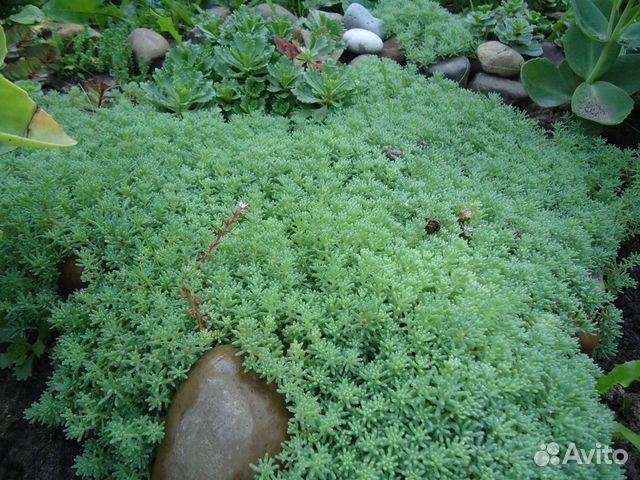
[599,235,640,480]
[0,355,82,480]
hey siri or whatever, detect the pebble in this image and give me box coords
[343,28,383,54]
[469,72,528,105]
[152,345,291,480]
[426,56,471,86]
[477,41,524,78]
[344,3,384,38]
[129,28,170,66]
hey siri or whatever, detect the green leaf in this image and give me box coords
[9,5,46,25]
[564,23,620,79]
[559,60,583,91]
[154,13,183,44]
[572,81,634,125]
[597,360,640,394]
[0,25,6,66]
[14,356,33,381]
[521,58,573,107]
[620,22,640,48]
[600,54,640,95]
[0,75,77,154]
[32,338,46,356]
[42,0,121,23]
[572,0,610,41]
[614,423,640,451]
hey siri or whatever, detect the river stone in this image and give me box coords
[469,72,528,105]
[344,3,384,38]
[477,41,524,77]
[59,256,88,298]
[206,6,231,18]
[253,3,296,19]
[309,10,343,22]
[152,345,291,480]
[129,28,170,66]
[349,54,378,66]
[426,56,471,86]
[343,28,383,54]
[56,23,85,40]
[379,36,406,64]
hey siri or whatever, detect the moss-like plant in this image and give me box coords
[0,59,637,478]
[375,0,477,67]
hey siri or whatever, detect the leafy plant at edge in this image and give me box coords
[521,0,640,126]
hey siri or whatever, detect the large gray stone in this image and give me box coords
[477,41,524,78]
[469,72,528,105]
[427,56,471,86]
[153,345,291,480]
[129,28,170,66]
[344,3,384,38]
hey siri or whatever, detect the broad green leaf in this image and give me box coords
[9,5,46,25]
[594,0,614,16]
[614,423,640,451]
[154,13,182,44]
[14,356,33,380]
[564,23,620,79]
[521,58,573,107]
[620,22,640,48]
[597,360,640,394]
[42,0,121,23]
[0,76,77,154]
[572,0,610,41]
[572,81,634,125]
[601,54,640,95]
[559,60,583,91]
[0,25,6,66]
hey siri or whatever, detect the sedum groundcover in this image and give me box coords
[1,59,640,479]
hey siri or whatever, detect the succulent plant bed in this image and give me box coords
[1,1,640,480]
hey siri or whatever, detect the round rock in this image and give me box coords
[308,10,343,22]
[129,28,170,66]
[426,56,471,86]
[343,28,383,54]
[469,72,528,105]
[205,6,231,18]
[253,3,296,19]
[477,41,524,78]
[59,255,88,298]
[153,345,291,480]
[344,3,384,38]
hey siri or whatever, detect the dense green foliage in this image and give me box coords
[1,59,639,478]
[375,0,477,67]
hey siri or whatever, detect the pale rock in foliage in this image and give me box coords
[477,41,524,78]
[129,28,170,66]
[343,28,383,54]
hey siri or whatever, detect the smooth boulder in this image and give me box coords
[469,72,528,105]
[426,56,471,86]
[153,345,291,480]
[477,41,524,78]
[129,28,170,66]
[344,3,384,38]
[343,28,383,54]
[253,3,296,19]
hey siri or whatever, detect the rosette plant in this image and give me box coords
[521,0,640,125]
